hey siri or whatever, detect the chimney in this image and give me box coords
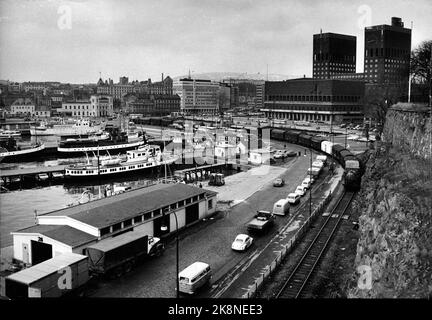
[162,73,164,82]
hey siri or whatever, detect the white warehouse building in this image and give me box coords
[11,184,217,266]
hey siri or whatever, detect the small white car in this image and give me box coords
[304,176,315,184]
[231,234,254,252]
[301,179,312,189]
[274,150,284,159]
[287,192,301,204]
[295,186,306,197]
[312,160,324,169]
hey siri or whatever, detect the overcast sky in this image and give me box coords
[0,0,431,83]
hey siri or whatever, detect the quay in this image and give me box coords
[174,161,251,183]
[0,165,66,184]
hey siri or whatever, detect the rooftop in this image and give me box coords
[6,252,87,285]
[39,183,217,229]
[13,225,97,248]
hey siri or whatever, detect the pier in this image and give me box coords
[173,162,250,183]
[0,165,66,185]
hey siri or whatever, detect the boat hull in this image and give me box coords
[0,144,46,163]
[30,125,103,136]
[64,157,179,180]
[57,140,146,157]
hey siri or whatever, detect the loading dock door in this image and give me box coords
[5,279,28,299]
[185,203,199,225]
[31,240,52,265]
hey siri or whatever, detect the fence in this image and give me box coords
[241,188,335,299]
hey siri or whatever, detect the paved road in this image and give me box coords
[86,141,331,297]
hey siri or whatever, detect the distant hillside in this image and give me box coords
[172,72,302,82]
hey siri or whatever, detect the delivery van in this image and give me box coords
[178,262,211,294]
[273,199,290,216]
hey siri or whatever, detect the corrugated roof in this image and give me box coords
[7,253,88,285]
[13,225,97,248]
[40,184,217,229]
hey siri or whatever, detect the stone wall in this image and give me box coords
[383,103,431,161]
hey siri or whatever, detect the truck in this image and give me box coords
[85,231,164,278]
[208,173,225,186]
[247,210,275,232]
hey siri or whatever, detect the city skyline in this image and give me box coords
[0,0,431,83]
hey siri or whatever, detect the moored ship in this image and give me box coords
[64,144,179,179]
[30,119,104,136]
[57,125,146,156]
[0,137,45,163]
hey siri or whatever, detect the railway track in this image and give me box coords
[275,191,355,298]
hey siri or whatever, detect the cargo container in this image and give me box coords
[321,141,334,155]
[5,253,89,299]
[85,231,164,277]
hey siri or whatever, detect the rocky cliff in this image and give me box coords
[348,104,432,298]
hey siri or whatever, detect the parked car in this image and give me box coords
[285,150,297,157]
[295,186,306,197]
[231,234,254,252]
[301,179,311,189]
[273,178,285,187]
[340,123,347,128]
[287,193,301,204]
[274,150,284,159]
[303,176,315,184]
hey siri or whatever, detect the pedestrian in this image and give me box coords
[199,183,203,188]
[304,148,307,155]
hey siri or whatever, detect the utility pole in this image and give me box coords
[309,149,312,221]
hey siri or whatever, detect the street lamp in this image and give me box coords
[161,210,180,298]
[344,126,348,149]
[304,149,313,221]
[309,149,312,220]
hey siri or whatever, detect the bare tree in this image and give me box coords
[364,83,403,127]
[410,40,432,105]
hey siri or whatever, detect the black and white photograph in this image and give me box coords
[0,0,431,315]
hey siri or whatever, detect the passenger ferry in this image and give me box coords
[64,144,179,179]
[57,130,146,156]
[30,119,104,136]
[0,129,21,138]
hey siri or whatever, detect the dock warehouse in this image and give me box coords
[11,184,218,265]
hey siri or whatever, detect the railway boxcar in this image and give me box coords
[285,130,301,144]
[321,140,333,155]
[161,118,174,127]
[311,136,325,151]
[270,129,286,141]
[332,144,347,165]
[150,117,162,126]
[140,117,151,125]
[298,133,313,148]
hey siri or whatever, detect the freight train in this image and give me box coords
[270,128,364,190]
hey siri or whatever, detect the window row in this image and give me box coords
[99,193,206,237]
[267,95,360,102]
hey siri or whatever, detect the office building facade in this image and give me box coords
[364,17,411,86]
[262,79,365,124]
[313,33,357,79]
